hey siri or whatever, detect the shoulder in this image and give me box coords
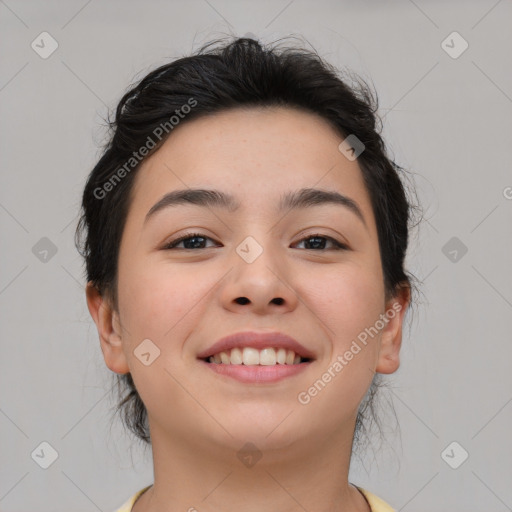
[354,486,396,512]
[112,485,152,512]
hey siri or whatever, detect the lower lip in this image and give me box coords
[198,360,312,383]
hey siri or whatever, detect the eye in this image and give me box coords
[293,233,349,251]
[162,233,219,250]
[162,232,349,251]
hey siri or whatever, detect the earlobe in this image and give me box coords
[85,282,130,374]
[375,286,411,375]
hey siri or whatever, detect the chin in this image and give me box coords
[216,413,306,449]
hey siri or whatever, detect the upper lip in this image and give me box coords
[197,331,316,360]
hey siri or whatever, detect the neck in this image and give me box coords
[132,418,371,512]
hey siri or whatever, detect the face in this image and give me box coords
[87,107,409,454]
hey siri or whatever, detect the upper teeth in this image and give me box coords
[208,347,304,365]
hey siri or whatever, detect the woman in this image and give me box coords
[76,36,419,512]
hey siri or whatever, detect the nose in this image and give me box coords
[219,240,299,315]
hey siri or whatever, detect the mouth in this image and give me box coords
[196,331,316,383]
[197,346,314,384]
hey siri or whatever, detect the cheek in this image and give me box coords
[303,260,384,361]
[117,258,218,349]
[120,269,182,332]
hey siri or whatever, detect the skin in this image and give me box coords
[86,107,410,512]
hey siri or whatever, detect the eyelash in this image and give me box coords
[163,232,349,251]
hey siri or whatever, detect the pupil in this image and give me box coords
[307,237,325,249]
[184,236,205,249]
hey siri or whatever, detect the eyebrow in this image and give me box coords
[144,187,367,228]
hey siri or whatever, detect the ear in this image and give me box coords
[85,282,130,374]
[375,284,411,374]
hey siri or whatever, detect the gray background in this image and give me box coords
[1,0,511,510]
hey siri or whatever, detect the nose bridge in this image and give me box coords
[234,232,282,287]
[229,211,277,264]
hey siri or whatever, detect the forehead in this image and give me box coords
[127,107,375,230]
